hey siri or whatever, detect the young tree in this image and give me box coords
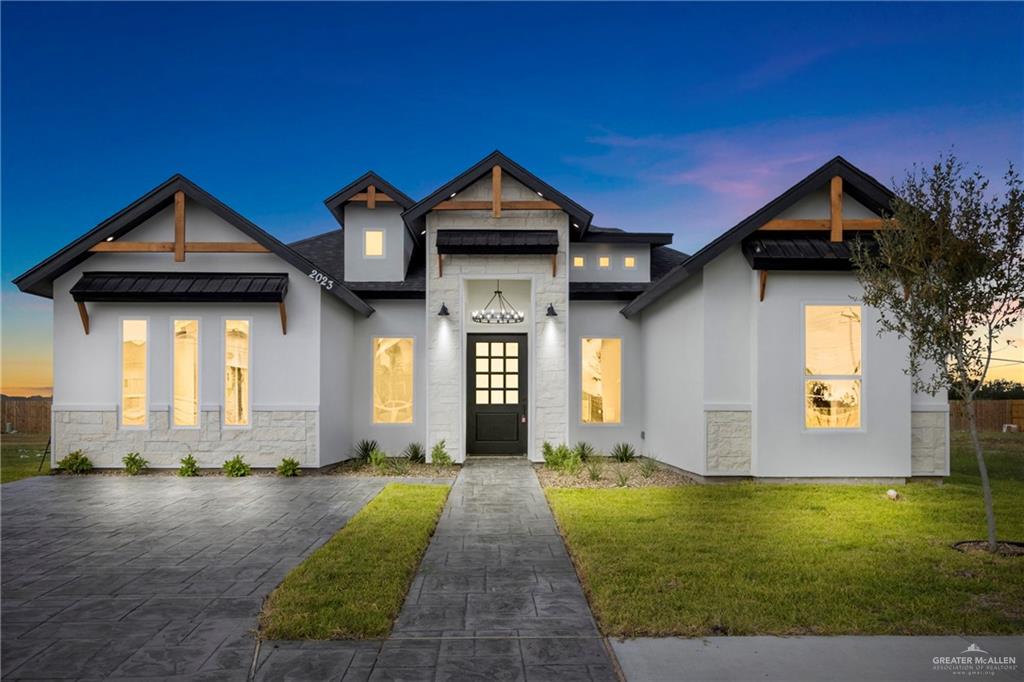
[851,154,1023,552]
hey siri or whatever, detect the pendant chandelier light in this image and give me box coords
[472,281,524,324]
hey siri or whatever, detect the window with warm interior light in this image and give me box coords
[173,320,199,427]
[224,320,250,426]
[581,338,621,423]
[364,229,385,257]
[373,337,414,423]
[805,305,862,429]
[573,256,585,268]
[598,256,610,268]
[623,256,636,268]
[121,320,147,427]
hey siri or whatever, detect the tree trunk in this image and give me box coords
[966,399,998,551]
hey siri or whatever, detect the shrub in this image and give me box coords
[431,440,453,466]
[223,455,251,477]
[574,441,595,462]
[368,448,389,470]
[586,460,603,481]
[389,457,410,475]
[610,442,637,463]
[542,441,555,462]
[639,458,658,478]
[277,457,301,477]
[354,439,378,461]
[403,442,426,464]
[122,452,148,475]
[57,450,92,474]
[615,469,630,487]
[544,443,582,474]
[563,450,583,475]
[179,454,199,477]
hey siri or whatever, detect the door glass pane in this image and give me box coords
[121,320,147,427]
[506,358,519,373]
[476,358,489,373]
[224,320,250,426]
[476,374,489,388]
[805,306,861,375]
[490,342,504,356]
[476,342,489,356]
[505,342,518,357]
[506,374,519,389]
[490,390,504,404]
[490,358,504,372]
[173,320,199,427]
[506,390,519,404]
[491,374,504,389]
[373,337,414,423]
[476,390,489,405]
[805,379,861,428]
[581,338,622,424]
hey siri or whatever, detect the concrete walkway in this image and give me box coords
[257,456,618,681]
[611,635,1024,681]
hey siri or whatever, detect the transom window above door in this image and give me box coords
[474,341,520,405]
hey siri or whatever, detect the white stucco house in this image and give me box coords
[14,151,949,480]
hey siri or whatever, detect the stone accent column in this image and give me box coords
[705,410,752,474]
[911,411,948,476]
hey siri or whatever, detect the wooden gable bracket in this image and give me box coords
[347,191,395,204]
[367,184,376,209]
[758,175,888,236]
[90,241,271,253]
[492,165,502,218]
[830,175,843,242]
[759,270,768,302]
[433,199,562,211]
[76,301,90,334]
[278,301,288,335]
[174,191,186,262]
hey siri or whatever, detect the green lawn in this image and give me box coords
[546,431,1024,637]
[1,433,51,484]
[259,482,450,640]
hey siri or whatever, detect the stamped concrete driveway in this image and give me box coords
[1,474,386,680]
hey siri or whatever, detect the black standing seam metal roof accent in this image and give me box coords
[436,229,559,255]
[581,226,674,245]
[71,272,289,303]
[12,174,374,317]
[401,150,594,236]
[619,156,895,318]
[322,171,420,246]
[741,235,879,271]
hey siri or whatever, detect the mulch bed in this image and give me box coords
[325,460,460,478]
[535,458,695,489]
[953,540,1024,557]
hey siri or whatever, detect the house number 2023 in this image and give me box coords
[308,270,334,290]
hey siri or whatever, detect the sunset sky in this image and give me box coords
[2,2,1022,396]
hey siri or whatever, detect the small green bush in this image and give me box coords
[179,454,199,477]
[389,457,410,475]
[122,452,148,475]
[403,442,426,464]
[574,441,595,462]
[545,443,582,474]
[368,448,389,470]
[431,440,453,466]
[57,450,93,474]
[611,442,637,463]
[639,458,658,478]
[354,439,378,461]
[615,469,631,487]
[223,454,251,477]
[586,460,603,481]
[542,441,555,461]
[277,457,301,477]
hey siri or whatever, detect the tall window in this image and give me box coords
[581,338,621,424]
[225,320,250,426]
[173,320,199,427]
[373,338,414,423]
[121,320,147,427]
[364,229,384,257]
[805,305,862,428]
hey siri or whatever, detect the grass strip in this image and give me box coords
[259,482,450,639]
[547,432,1024,637]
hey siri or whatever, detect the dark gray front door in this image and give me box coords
[467,333,527,455]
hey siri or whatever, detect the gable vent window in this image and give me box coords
[624,256,636,269]
[573,256,585,268]
[364,229,385,257]
[598,256,610,268]
[121,320,148,428]
[804,305,862,429]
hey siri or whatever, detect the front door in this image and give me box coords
[467,333,527,454]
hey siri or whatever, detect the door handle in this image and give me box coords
[520,415,527,424]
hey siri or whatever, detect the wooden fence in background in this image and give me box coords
[948,400,1024,432]
[1,397,52,434]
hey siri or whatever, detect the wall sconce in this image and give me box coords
[546,303,557,317]
[438,302,450,316]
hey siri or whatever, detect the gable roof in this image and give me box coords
[619,156,895,318]
[323,171,419,245]
[12,174,374,316]
[401,150,594,236]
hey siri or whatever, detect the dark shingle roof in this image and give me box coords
[290,230,426,298]
[582,226,673,245]
[436,229,559,254]
[71,272,288,303]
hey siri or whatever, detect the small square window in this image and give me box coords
[624,256,636,268]
[598,256,610,268]
[363,230,384,257]
[573,256,585,268]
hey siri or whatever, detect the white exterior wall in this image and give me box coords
[343,204,410,281]
[350,299,427,455]
[51,200,325,468]
[568,243,650,282]
[568,301,645,453]
[319,293,355,466]
[639,274,705,473]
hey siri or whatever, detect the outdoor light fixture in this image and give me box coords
[546,303,558,317]
[105,236,114,241]
[438,302,450,316]
[471,281,524,324]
